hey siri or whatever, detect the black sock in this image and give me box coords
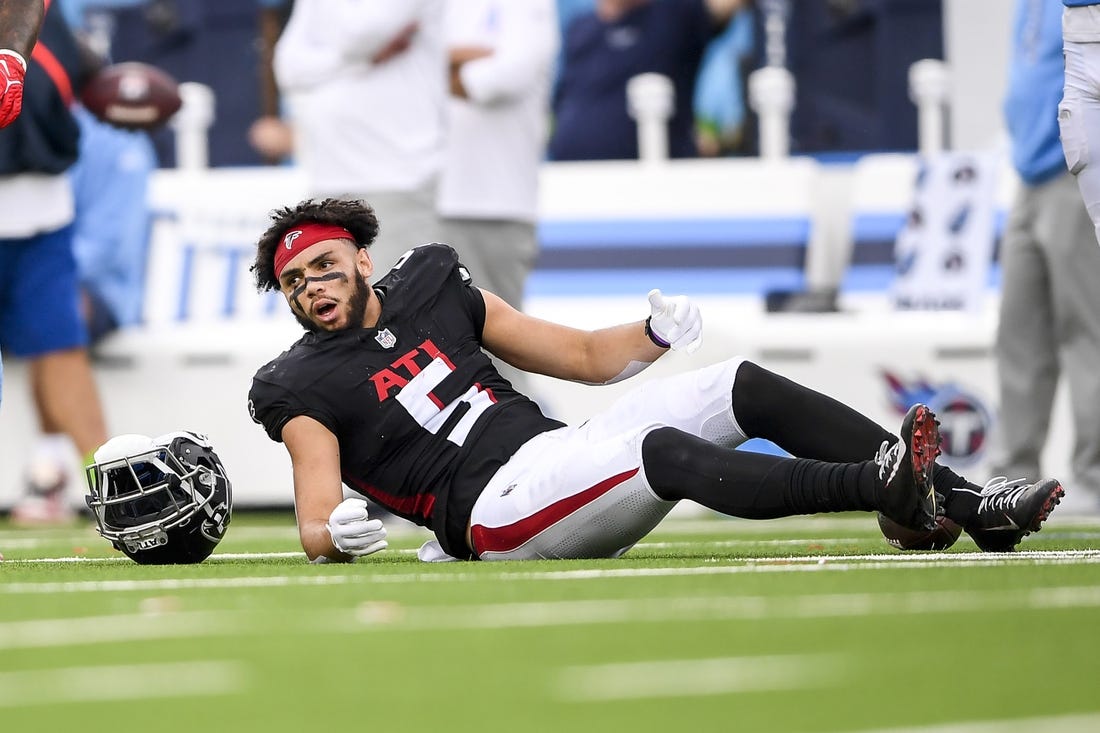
[642,427,877,518]
[731,361,895,462]
[932,464,983,525]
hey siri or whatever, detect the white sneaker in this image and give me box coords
[10,458,75,526]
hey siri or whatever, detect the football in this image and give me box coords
[80,61,182,131]
[877,511,962,551]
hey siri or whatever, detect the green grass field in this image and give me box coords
[2,511,1099,733]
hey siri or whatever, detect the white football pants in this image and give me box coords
[468,358,750,561]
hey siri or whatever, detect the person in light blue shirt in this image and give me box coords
[693,8,752,155]
[993,0,1100,514]
[69,104,155,342]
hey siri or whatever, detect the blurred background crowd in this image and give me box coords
[59,0,941,168]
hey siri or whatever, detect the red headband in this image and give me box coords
[273,223,355,279]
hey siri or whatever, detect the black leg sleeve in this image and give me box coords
[731,361,895,462]
[642,427,877,519]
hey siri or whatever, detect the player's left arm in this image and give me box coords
[479,288,701,384]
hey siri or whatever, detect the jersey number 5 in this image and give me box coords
[395,357,497,446]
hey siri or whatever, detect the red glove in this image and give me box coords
[0,50,28,129]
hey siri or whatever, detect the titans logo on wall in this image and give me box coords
[881,370,993,468]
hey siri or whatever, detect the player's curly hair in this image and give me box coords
[251,198,380,292]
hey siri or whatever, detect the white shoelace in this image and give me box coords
[977,476,1030,512]
[873,439,904,483]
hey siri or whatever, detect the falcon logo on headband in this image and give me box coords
[273,223,356,279]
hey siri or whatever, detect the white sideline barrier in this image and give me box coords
[0,158,1075,509]
[141,168,308,326]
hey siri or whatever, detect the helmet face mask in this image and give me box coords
[85,431,232,564]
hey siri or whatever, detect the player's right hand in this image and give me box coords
[326,497,388,557]
[0,50,27,129]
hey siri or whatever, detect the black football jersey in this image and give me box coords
[248,244,564,557]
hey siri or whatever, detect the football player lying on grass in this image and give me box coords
[245,198,1064,563]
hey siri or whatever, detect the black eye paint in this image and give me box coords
[289,271,349,313]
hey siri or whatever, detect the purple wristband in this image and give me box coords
[644,316,671,348]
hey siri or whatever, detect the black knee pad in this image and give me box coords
[641,426,739,501]
[731,360,781,436]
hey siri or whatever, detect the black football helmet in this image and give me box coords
[85,431,232,564]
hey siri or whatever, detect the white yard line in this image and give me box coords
[554,654,843,701]
[3,550,1100,594]
[0,611,246,650]
[637,537,868,549]
[12,587,1100,640]
[5,551,308,563]
[6,541,868,563]
[2,584,1100,644]
[0,537,58,549]
[853,713,1100,733]
[350,585,1100,630]
[0,661,246,707]
[4,549,424,563]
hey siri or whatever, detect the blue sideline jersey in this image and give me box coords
[1005,0,1066,184]
[69,106,155,330]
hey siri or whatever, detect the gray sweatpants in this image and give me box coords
[334,183,443,275]
[993,171,1100,497]
[439,217,539,393]
[439,217,538,312]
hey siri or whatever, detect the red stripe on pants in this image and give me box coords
[470,467,640,555]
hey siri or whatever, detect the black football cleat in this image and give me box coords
[965,477,1064,552]
[873,403,940,532]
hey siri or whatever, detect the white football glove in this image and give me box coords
[647,288,702,354]
[325,498,388,557]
